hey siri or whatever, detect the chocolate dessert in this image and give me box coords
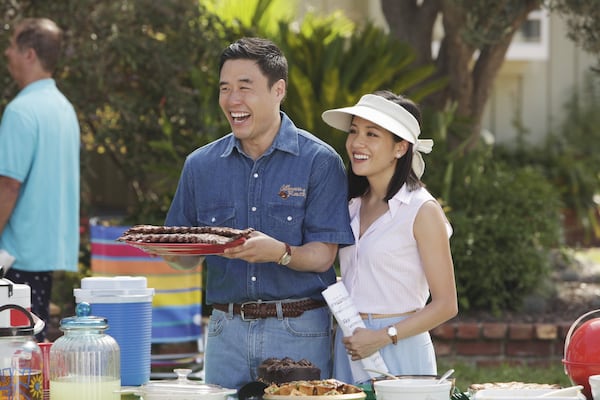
[258,357,321,384]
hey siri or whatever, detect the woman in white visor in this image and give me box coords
[322,91,458,383]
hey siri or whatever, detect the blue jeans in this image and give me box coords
[204,305,333,389]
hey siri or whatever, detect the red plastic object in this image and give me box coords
[563,309,600,399]
[124,236,246,256]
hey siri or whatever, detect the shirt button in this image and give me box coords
[253,173,259,178]
[251,276,257,282]
[211,217,216,223]
[251,206,257,212]
[287,216,293,221]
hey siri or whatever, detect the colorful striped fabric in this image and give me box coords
[89,224,203,343]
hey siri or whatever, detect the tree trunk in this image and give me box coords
[381,0,542,151]
[379,0,440,65]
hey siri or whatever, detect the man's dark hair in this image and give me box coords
[219,37,288,88]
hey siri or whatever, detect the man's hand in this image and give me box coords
[222,230,337,273]
[221,231,283,264]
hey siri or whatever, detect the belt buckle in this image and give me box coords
[240,301,260,321]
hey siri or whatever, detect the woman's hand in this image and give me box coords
[342,327,390,360]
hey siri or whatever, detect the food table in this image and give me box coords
[116,379,589,400]
[113,227,594,400]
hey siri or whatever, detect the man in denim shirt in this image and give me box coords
[165,37,354,389]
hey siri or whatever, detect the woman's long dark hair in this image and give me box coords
[347,90,425,201]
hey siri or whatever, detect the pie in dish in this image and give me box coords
[469,382,561,391]
[264,379,364,396]
[469,381,561,395]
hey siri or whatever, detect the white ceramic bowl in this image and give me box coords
[589,375,600,399]
[373,378,452,400]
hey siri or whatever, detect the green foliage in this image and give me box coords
[392,100,563,314]
[438,149,562,314]
[550,0,600,57]
[496,73,600,244]
[455,0,543,47]
[279,19,446,159]
[1,0,236,224]
[66,1,234,223]
[204,0,299,37]
[541,76,600,241]
[424,101,563,314]
[1,0,567,318]
[204,0,446,160]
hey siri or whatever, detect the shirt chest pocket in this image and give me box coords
[197,206,236,227]
[266,202,305,242]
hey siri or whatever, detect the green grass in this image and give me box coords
[438,360,573,393]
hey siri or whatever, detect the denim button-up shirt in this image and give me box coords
[166,112,354,304]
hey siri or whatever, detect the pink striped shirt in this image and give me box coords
[339,185,452,314]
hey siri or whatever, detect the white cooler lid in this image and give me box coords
[74,276,154,303]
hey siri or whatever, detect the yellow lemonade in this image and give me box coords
[50,377,120,400]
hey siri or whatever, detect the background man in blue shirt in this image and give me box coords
[0,18,80,342]
[166,37,354,389]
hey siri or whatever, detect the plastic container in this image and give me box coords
[563,309,600,399]
[589,375,600,399]
[39,342,52,400]
[121,368,237,400]
[74,276,154,386]
[371,374,456,394]
[0,304,43,399]
[49,302,120,400]
[373,378,452,400]
[0,274,33,327]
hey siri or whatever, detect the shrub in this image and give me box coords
[443,155,562,314]
[496,73,600,245]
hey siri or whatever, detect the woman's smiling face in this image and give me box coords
[345,116,407,180]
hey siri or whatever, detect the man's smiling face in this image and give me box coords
[219,58,285,146]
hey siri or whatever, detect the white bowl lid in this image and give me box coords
[138,369,237,395]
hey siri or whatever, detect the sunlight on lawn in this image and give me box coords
[576,247,600,264]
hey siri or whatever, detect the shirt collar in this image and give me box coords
[18,78,55,96]
[220,111,299,158]
[388,184,414,217]
[348,184,414,217]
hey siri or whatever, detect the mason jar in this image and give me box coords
[49,302,120,400]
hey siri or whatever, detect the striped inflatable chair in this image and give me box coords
[89,222,204,377]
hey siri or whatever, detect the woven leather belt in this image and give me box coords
[212,299,326,320]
